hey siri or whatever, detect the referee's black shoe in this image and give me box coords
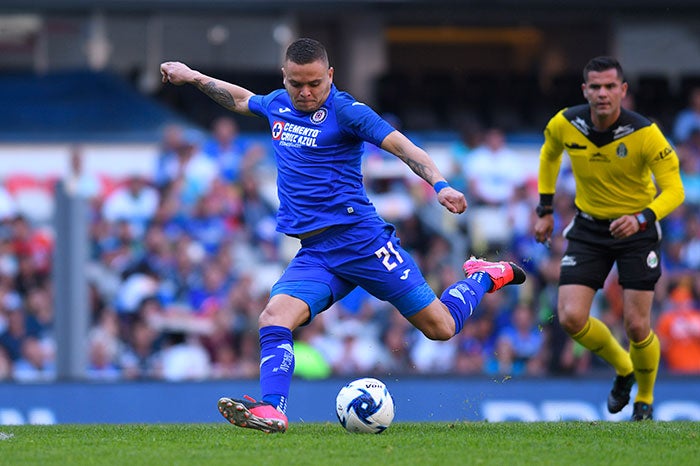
[631,402,654,421]
[607,372,635,413]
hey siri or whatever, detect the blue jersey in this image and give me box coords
[248,85,395,235]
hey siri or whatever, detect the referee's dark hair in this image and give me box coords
[583,56,625,83]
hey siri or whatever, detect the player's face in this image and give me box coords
[582,68,628,124]
[282,59,333,113]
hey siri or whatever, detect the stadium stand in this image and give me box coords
[0,70,185,142]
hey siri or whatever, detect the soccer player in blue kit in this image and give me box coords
[160,38,525,433]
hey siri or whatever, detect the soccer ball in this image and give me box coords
[335,377,395,434]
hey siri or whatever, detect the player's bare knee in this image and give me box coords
[559,312,586,335]
[258,299,310,330]
[624,319,650,342]
[258,308,277,328]
[420,322,454,341]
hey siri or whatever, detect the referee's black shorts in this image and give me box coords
[559,211,662,291]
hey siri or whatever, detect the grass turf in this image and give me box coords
[1,421,698,465]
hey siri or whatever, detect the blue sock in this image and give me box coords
[440,275,491,335]
[259,325,295,414]
[466,271,493,294]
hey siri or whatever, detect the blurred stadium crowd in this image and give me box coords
[0,95,699,383]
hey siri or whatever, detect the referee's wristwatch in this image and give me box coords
[635,212,648,231]
[536,205,554,218]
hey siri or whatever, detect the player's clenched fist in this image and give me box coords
[437,187,467,214]
[160,61,197,85]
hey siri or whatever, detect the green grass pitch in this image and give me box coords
[1,421,698,465]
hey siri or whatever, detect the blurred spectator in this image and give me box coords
[0,185,17,222]
[187,259,233,316]
[673,87,700,144]
[0,306,27,361]
[410,331,458,374]
[0,344,11,380]
[485,304,547,376]
[291,323,332,380]
[86,336,122,381]
[165,129,219,213]
[156,332,211,381]
[114,263,160,316]
[379,312,415,374]
[677,128,700,206]
[101,174,159,239]
[448,118,484,194]
[64,145,101,199]
[453,318,490,375]
[10,215,53,283]
[655,281,700,374]
[202,116,265,182]
[462,127,530,206]
[12,336,55,382]
[679,214,700,271]
[86,308,122,381]
[23,286,53,348]
[186,188,235,256]
[154,124,186,187]
[119,314,160,379]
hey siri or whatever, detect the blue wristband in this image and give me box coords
[433,181,449,194]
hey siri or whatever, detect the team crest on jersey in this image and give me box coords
[310,107,328,124]
[616,143,628,158]
[271,121,285,140]
[646,251,659,268]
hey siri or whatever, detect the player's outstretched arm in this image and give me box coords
[160,61,255,116]
[381,130,467,214]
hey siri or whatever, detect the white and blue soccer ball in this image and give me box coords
[335,377,395,434]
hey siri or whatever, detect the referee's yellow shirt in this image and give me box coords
[539,104,685,220]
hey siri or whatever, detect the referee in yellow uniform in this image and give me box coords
[534,56,685,421]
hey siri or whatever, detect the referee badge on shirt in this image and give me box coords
[616,142,628,159]
[311,107,328,124]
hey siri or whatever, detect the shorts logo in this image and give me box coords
[646,251,659,268]
[310,107,328,124]
[561,255,577,267]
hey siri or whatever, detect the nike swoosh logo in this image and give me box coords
[400,269,411,280]
[482,264,506,273]
[278,107,292,113]
[260,355,275,367]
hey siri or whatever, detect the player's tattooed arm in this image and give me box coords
[161,61,253,114]
[192,76,254,115]
[395,154,434,182]
[196,80,236,110]
[381,130,441,184]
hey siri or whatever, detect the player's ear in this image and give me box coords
[581,83,589,100]
[328,67,334,82]
[281,67,286,85]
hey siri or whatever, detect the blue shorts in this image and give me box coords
[270,217,436,322]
